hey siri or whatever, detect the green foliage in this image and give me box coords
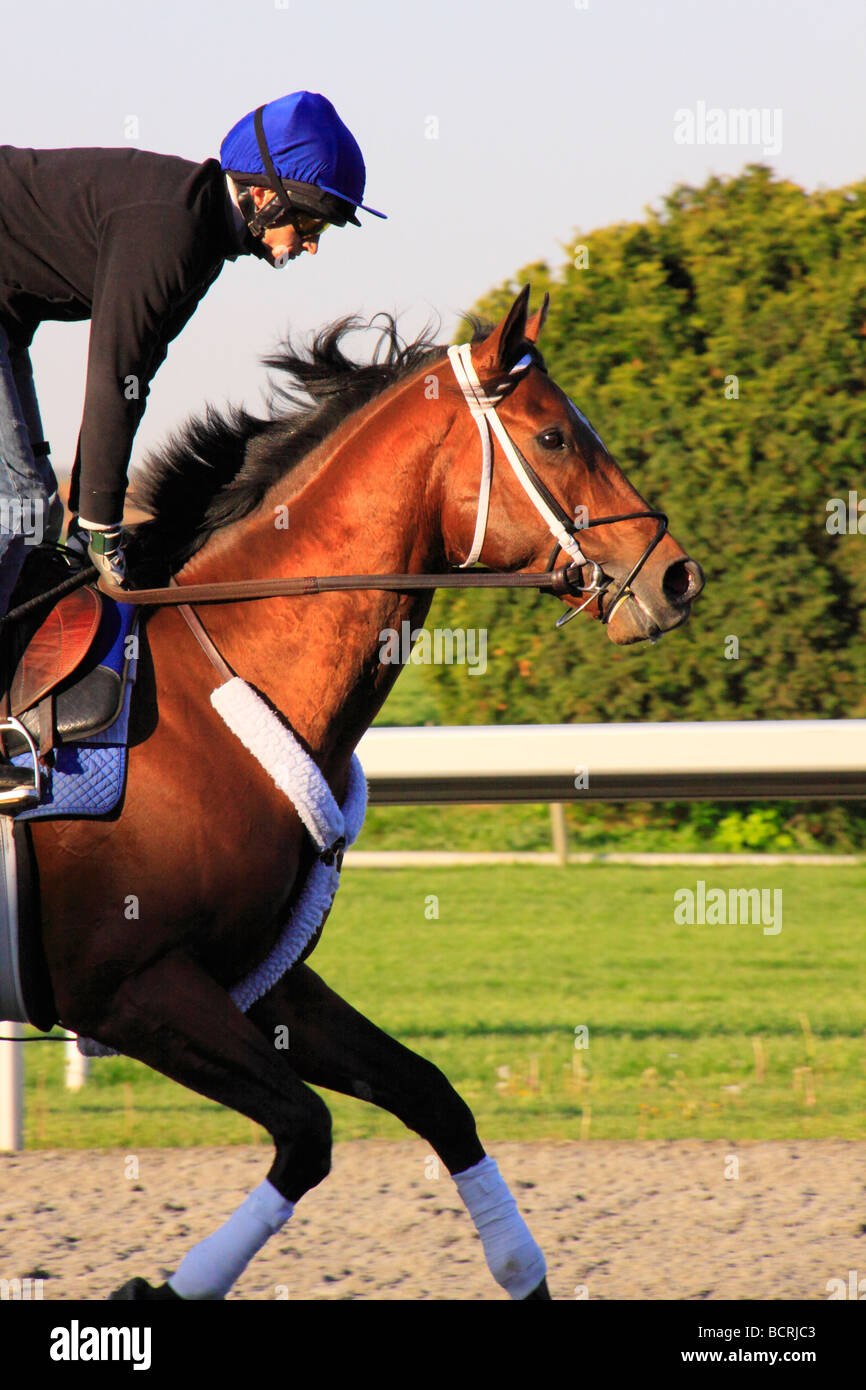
[354,799,866,854]
[425,165,866,726]
[713,807,795,853]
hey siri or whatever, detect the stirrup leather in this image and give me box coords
[0,717,42,812]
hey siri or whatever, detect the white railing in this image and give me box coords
[357,720,866,802]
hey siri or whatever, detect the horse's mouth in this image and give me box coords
[602,559,704,645]
[554,554,703,644]
[605,594,692,645]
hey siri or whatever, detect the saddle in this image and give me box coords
[1,546,137,762]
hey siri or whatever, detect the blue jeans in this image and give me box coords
[0,322,57,615]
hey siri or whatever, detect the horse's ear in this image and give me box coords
[525,292,550,343]
[475,285,532,371]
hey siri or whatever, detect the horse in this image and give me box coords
[23,286,704,1299]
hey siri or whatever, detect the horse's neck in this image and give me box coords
[174,384,444,769]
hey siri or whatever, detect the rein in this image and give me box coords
[95,564,583,606]
[7,339,669,627]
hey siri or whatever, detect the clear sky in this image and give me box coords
[4,0,864,483]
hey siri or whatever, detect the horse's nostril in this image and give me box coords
[663,559,694,604]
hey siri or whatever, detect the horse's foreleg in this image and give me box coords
[61,948,332,1300]
[248,963,550,1300]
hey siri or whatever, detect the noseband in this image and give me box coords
[446,343,669,626]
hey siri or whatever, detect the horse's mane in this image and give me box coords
[128,312,504,575]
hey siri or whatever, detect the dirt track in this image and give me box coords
[2,1140,865,1300]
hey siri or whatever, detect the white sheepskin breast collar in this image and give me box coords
[211,678,368,1012]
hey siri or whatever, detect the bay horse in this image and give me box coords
[26,286,703,1300]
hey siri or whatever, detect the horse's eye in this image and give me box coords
[538,428,567,451]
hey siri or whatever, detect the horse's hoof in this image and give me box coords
[109,1277,183,1301]
[522,1277,552,1300]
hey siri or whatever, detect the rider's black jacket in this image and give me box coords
[0,145,249,526]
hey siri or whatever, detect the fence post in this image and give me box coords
[0,1023,23,1151]
[65,1034,88,1091]
[550,802,569,866]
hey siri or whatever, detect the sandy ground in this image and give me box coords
[1,1140,865,1301]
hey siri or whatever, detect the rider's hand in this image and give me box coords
[80,521,128,588]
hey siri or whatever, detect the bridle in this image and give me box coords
[2,342,671,631]
[446,342,669,627]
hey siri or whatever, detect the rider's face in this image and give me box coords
[248,187,322,267]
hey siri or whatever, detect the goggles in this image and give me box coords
[267,202,331,237]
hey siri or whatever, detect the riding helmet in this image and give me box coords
[220,91,386,234]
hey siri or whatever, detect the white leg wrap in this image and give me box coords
[168,1180,294,1300]
[452,1155,547,1299]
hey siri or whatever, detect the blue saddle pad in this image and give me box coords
[13,598,139,821]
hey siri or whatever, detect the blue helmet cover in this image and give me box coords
[220,91,386,219]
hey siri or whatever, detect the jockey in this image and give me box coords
[0,90,385,809]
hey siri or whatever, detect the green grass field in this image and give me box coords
[18,864,866,1148]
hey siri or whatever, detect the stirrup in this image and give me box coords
[0,716,42,813]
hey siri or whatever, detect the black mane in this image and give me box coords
[128,312,540,576]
